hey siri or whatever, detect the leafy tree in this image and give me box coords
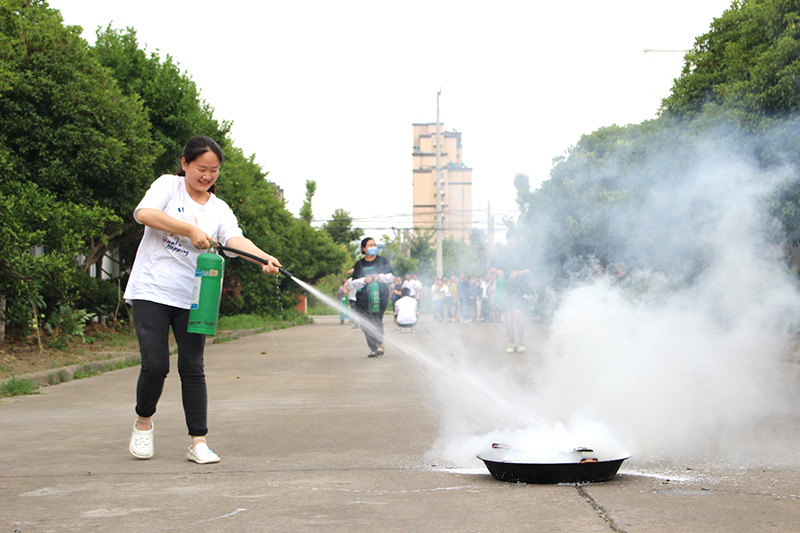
[0,0,158,336]
[0,180,120,340]
[299,179,317,223]
[514,173,535,218]
[322,208,362,246]
[390,256,418,277]
[409,230,436,275]
[286,219,349,283]
[92,26,230,176]
[442,234,485,277]
[663,0,800,127]
[0,0,160,277]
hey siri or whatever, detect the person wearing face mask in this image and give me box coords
[349,237,394,357]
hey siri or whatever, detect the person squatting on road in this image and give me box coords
[349,237,394,357]
[394,287,419,331]
[124,136,282,464]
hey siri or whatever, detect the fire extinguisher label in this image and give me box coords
[190,269,202,309]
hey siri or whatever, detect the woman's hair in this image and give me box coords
[360,236,375,253]
[177,136,223,193]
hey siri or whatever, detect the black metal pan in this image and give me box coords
[477,443,630,484]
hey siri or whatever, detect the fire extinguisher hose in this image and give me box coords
[209,240,294,278]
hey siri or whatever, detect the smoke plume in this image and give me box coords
[425,122,800,468]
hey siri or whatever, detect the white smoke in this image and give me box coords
[425,125,800,468]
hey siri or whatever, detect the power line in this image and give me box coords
[312,207,517,224]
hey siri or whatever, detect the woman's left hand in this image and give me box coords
[260,255,282,275]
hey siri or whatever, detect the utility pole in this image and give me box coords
[435,89,444,278]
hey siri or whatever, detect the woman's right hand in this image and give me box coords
[189,227,213,250]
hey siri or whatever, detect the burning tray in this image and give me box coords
[477,443,630,484]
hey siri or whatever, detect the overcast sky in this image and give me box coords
[51,0,733,239]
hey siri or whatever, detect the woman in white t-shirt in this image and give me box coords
[125,136,282,465]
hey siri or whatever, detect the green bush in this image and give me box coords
[45,305,95,342]
[74,274,127,323]
[0,377,39,397]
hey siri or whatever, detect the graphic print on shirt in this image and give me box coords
[162,205,202,261]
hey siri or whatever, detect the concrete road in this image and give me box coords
[2,316,798,532]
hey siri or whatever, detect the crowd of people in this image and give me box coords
[339,230,538,356]
[430,273,499,324]
[340,272,514,323]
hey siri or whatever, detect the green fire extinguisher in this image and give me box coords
[187,252,224,335]
[368,281,381,313]
[495,275,506,309]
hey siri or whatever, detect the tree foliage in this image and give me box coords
[92,26,230,176]
[663,0,800,127]
[322,208,362,246]
[299,179,317,223]
[0,180,120,327]
[0,0,160,279]
[0,1,349,337]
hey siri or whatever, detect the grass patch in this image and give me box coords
[108,357,140,371]
[1,377,40,398]
[74,357,140,380]
[217,311,311,330]
[307,303,341,316]
[73,364,102,380]
[46,369,70,386]
[211,313,310,344]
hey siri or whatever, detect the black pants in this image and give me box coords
[362,308,385,352]
[132,300,208,437]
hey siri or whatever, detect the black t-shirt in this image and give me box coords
[490,248,530,295]
[391,282,403,303]
[352,255,394,311]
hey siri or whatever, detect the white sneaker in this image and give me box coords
[187,442,220,464]
[506,344,516,353]
[129,420,154,459]
[517,343,526,353]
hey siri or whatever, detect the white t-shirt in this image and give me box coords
[413,279,423,297]
[401,279,414,297]
[394,296,419,325]
[402,279,422,298]
[123,174,244,309]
